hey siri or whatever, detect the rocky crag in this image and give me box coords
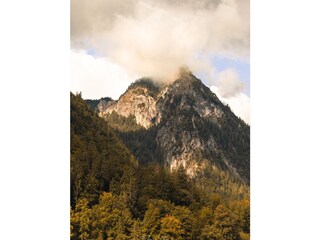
[89,68,250,183]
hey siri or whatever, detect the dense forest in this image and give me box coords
[71,93,250,240]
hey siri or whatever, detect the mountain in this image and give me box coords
[96,68,250,183]
[71,81,250,239]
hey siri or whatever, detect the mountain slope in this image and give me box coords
[70,93,137,205]
[71,87,250,240]
[97,69,250,183]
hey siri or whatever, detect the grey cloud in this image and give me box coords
[71,0,249,82]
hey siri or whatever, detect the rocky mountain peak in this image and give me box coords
[98,78,161,128]
[95,70,249,183]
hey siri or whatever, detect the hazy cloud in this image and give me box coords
[217,68,244,97]
[71,0,249,82]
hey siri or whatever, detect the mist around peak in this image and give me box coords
[71,0,249,85]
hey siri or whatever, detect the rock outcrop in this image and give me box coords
[96,69,250,183]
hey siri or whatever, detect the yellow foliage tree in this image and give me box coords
[159,215,185,240]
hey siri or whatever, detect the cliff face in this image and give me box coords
[97,69,250,183]
[99,85,158,129]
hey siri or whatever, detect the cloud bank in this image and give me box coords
[70,50,137,99]
[211,85,250,124]
[71,0,249,82]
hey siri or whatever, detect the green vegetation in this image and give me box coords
[104,111,160,164]
[126,77,164,98]
[71,190,249,240]
[71,93,250,239]
[85,97,112,111]
[204,110,250,182]
[71,93,137,205]
[104,111,144,133]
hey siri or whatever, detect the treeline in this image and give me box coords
[85,97,113,112]
[71,93,250,239]
[126,77,163,98]
[71,162,250,239]
[71,191,249,240]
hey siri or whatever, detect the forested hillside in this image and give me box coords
[71,93,137,205]
[71,92,250,240]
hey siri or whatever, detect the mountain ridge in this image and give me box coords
[91,70,250,183]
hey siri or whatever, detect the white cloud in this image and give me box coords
[71,0,249,83]
[70,0,249,116]
[70,50,138,99]
[210,85,250,124]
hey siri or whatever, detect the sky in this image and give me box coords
[70,0,250,123]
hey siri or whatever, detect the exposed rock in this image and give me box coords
[97,69,250,183]
[99,84,158,129]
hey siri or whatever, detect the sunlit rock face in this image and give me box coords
[99,86,158,129]
[97,69,250,183]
